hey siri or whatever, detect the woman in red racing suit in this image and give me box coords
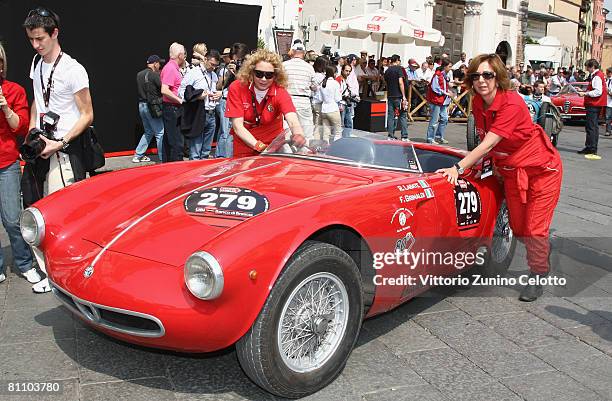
[437,53,563,302]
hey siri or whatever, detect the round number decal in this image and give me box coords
[185,187,270,219]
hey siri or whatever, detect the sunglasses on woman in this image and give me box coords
[254,70,275,79]
[468,71,496,81]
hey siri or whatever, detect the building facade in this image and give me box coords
[602,17,612,69]
[591,0,606,63]
[546,0,581,66]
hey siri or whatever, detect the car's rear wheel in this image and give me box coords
[545,116,558,147]
[475,201,516,276]
[466,114,479,151]
[236,241,363,399]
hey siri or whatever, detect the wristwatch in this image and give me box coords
[454,163,464,174]
[61,138,70,150]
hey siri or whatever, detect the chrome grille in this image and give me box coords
[563,101,570,113]
[51,280,165,338]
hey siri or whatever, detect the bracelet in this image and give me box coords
[254,140,267,152]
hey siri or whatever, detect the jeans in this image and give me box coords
[427,103,449,142]
[162,103,183,162]
[135,102,164,161]
[340,104,354,137]
[189,111,216,160]
[215,98,233,158]
[606,106,612,133]
[386,97,408,139]
[0,161,33,275]
[585,106,600,153]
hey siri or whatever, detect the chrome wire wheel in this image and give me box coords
[492,203,513,264]
[277,272,349,373]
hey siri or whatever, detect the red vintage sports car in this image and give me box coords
[550,82,605,121]
[21,130,515,398]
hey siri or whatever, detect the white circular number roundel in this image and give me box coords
[184,187,270,219]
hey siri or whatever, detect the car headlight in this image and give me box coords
[20,207,45,246]
[184,251,224,300]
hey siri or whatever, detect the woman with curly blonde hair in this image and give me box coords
[225,49,305,157]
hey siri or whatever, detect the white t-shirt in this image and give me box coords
[320,78,341,114]
[30,52,89,139]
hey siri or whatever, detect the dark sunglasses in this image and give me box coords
[27,7,59,24]
[468,71,496,81]
[254,70,275,79]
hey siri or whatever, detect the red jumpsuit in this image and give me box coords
[472,90,562,275]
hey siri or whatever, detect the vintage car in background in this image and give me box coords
[550,82,606,122]
[21,130,516,398]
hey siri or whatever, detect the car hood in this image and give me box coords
[552,94,582,104]
[81,157,371,266]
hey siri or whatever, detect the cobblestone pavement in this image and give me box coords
[0,121,611,401]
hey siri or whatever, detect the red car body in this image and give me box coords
[551,82,605,121]
[32,138,506,354]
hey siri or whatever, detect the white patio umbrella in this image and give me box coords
[320,9,445,56]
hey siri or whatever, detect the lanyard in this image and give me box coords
[250,92,269,127]
[40,52,63,109]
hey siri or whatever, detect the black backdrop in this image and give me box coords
[0,0,260,152]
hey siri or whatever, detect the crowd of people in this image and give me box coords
[0,6,607,300]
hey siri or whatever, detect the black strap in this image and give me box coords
[250,92,269,127]
[40,52,63,109]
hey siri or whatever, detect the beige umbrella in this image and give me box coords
[320,9,445,56]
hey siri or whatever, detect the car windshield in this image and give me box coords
[559,83,588,95]
[262,129,462,173]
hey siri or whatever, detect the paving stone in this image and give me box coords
[565,322,612,356]
[362,384,449,401]
[467,350,554,379]
[0,306,75,345]
[76,328,168,384]
[478,311,573,349]
[81,377,178,401]
[519,296,608,329]
[3,279,61,310]
[167,350,266,396]
[555,353,612,400]
[341,338,426,395]
[415,311,523,355]
[387,296,458,320]
[0,339,78,381]
[301,375,359,401]
[360,319,447,355]
[435,379,522,401]
[529,339,604,367]
[401,348,492,387]
[501,370,603,401]
[447,296,524,318]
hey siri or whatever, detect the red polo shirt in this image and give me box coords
[0,80,29,169]
[225,80,296,158]
[472,89,535,155]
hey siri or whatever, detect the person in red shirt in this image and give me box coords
[0,44,40,284]
[225,49,305,157]
[437,53,563,302]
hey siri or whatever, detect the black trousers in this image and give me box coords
[585,106,600,154]
[162,103,184,162]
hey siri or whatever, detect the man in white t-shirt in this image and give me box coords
[24,7,94,293]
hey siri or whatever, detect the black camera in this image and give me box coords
[342,94,359,105]
[20,111,60,163]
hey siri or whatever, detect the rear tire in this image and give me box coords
[545,116,558,147]
[475,201,516,277]
[236,241,364,399]
[466,114,479,151]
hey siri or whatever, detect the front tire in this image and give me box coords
[236,242,364,398]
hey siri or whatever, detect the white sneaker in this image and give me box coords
[23,268,42,284]
[0,273,6,283]
[140,155,151,162]
[131,156,141,163]
[32,278,51,293]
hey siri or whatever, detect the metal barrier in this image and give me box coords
[405,81,473,123]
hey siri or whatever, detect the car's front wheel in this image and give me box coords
[236,241,364,398]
